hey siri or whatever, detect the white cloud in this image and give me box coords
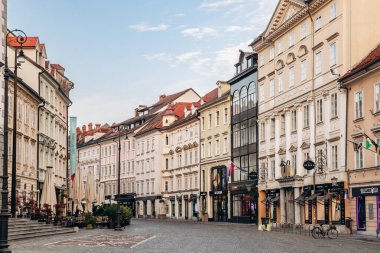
[181,27,217,39]
[224,26,252,32]
[129,23,169,32]
[176,51,200,63]
[199,0,245,10]
[142,53,171,61]
[174,13,186,17]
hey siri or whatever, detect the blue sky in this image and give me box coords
[9,0,277,126]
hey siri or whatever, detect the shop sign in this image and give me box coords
[303,160,315,170]
[214,190,223,195]
[169,196,175,201]
[200,192,207,197]
[352,186,380,196]
[183,195,189,200]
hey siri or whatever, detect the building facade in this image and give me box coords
[199,83,231,222]
[341,43,380,234]
[161,103,200,220]
[229,51,259,224]
[252,0,380,231]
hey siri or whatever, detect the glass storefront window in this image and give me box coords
[332,194,342,223]
[178,201,182,217]
[233,194,257,217]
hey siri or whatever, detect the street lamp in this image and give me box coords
[10,30,28,218]
[0,29,27,253]
[113,126,128,231]
[331,176,338,187]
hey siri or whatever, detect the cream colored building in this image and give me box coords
[7,74,43,206]
[7,37,74,206]
[198,82,231,222]
[253,0,380,231]
[0,1,7,187]
[161,103,200,220]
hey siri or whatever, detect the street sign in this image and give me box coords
[303,160,315,170]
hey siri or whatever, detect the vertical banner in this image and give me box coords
[69,116,77,177]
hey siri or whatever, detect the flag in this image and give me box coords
[229,162,235,176]
[71,173,75,182]
[363,133,378,150]
[237,166,248,173]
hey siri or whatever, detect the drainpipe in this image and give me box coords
[36,71,45,208]
[306,1,317,225]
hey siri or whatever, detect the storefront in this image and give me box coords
[352,185,380,232]
[190,194,198,219]
[169,196,175,217]
[210,166,228,222]
[230,182,258,224]
[263,189,280,223]
[118,193,136,216]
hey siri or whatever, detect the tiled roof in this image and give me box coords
[197,91,230,111]
[7,36,39,47]
[340,43,380,80]
[202,88,218,103]
[148,88,193,114]
[50,63,65,71]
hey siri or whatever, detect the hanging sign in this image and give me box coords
[303,160,315,170]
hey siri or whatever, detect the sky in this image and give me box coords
[8,0,278,126]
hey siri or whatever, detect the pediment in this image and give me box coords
[278,148,286,155]
[289,145,297,152]
[264,0,305,37]
[300,142,310,150]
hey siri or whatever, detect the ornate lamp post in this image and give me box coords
[0,29,27,253]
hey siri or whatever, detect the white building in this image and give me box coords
[161,103,200,220]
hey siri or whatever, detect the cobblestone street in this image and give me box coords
[10,219,380,253]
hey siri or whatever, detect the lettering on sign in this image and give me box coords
[360,187,379,195]
[214,191,223,195]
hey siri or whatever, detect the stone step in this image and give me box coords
[9,225,65,232]
[9,227,73,236]
[9,229,76,241]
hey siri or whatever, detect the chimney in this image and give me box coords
[82,124,86,133]
[134,108,139,117]
[95,124,101,130]
[88,123,93,131]
[76,127,81,136]
[138,105,147,110]
[159,94,166,100]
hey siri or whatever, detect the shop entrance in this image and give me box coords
[213,194,228,222]
[357,196,366,230]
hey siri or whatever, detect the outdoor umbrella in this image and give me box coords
[97,183,105,206]
[73,167,84,212]
[40,167,57,209]
[85,169,95,212]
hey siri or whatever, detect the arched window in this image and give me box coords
[240,86,248,112]
[248,82,257,109]
[232,90,240,116]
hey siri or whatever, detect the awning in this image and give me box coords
[308,193,321,201]
[294,195,305,202]
[319,194,330,201]
[270,196,280,203]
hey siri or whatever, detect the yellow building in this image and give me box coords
[251,0,380,232]
[198,82,231,222]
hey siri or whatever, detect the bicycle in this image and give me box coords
[311,224,338,239]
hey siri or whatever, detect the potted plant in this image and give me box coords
[84,212,96,229]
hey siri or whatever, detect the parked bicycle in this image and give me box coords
[312,224,338,239]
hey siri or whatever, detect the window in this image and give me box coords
[289,31,295,47]
[233,91,239,116]
[260,122,266,141]
[291,154,297,174]
[208,114,212,129]
[331,93,338,118]
[208,141,212,157]
[291,110,297,132]
[165,136,169,145]
[315,51,322,75]
[331,145,338,170]
[270,160,275,180]
[289,66,295,87]
[278,73,283,93]
[201,117,205,130]
[355,91,363,119]
[304,104,310,128]
[330,42,337,66]
[201,144,205,158]
[260,54,265,66]
[260,86,265,102]
[269,47,274,61]
[315,16,322,31]
[269,79,274,97]
[165,158,169,170]
[278,40,283,54]
[215,139,220,155]
[224,108,228,124]
[355,147,363,169]
[280,114,285,136]
[375,84,380,112]
[271,118,275,139]
[240,86,248,112]
[223,137,228,154]
[300,22,307,39]
[216,111,220,126]
[330,3,336,20]
[248,118,256,144]
[316,98,323,123]
[248,83,256,109]
[301,59,307,81]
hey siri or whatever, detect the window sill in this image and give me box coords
[330,116,338,121]
[291,130,297,134]
[303,126,310,130]
[353,117,364,123]
[316,121,324,126]
[373,110,380,116]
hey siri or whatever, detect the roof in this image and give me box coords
[148,88,193,114]
[340,43,380,81]
[7,36,39,47]
[50,63,65,71]
[202,88,218,103]
[39,43,45,51]
[197,91,230,111]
